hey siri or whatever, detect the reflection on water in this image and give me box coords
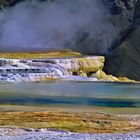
[0,81,140,113]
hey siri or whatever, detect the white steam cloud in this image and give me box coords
[0,0,123,54]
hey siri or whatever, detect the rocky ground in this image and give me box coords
[0,128,140,140]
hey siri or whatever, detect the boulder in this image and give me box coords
[91,70,107,80]
[91,70,119,81]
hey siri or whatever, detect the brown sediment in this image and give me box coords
[0,111,140,133]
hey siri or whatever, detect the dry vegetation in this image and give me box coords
[0,112,140,133]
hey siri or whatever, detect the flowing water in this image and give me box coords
[0,81,140,114]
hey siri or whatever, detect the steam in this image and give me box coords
[0,0,123,54]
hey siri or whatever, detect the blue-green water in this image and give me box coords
[0,81,140,113]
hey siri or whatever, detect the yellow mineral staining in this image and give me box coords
[91,70,107,79]
[77,70,87,77]
[104,75,119,82]
[76,56,105,73]
[90,70,137,83]
[118,77,136,83]
[0,51,138,83]
[0,50,81,59]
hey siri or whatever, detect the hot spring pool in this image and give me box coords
[0,81,140,114]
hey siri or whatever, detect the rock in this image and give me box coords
[118,77,136,82]
[0,56,104,82]
[30,56,105,73]
[0,55,137,82]
[75,56,105,73]
[105,0,140,26]
[104,27,140,81]
[104,75,119,82]
[91,70,107,80]
[103,0,140,81]
[105,0,135,14]
[77,70,87,77]
[91,70,119,82]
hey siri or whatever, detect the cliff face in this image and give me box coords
[104,0,140,80]
[104,27,140,81]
